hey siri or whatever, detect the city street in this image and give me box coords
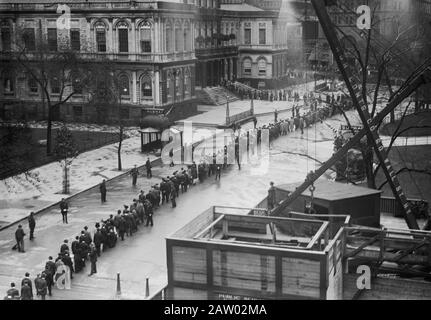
[0,110,358,299]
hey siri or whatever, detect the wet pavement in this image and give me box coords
[0,109,361,299]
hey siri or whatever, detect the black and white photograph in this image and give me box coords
[0,0,431,305]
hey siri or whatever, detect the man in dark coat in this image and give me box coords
[34,274,47,300]
[71,236,80,255]
[99,179,107,203]
[62,252,74,279]
[60,239,69,254]
[145,202,154,227]
[83,226,92,245]
[28,212,35,240]
[15,225,26,253]
[267,181,276,210]
[60,198,69,224]
[6,283,19,300]
[145,158,152,178]
[20,282,32,300]
[130,165,139,186]
[79,240,89,263]
[21,273,33,298]
[93,228,103,257]
[44,256,56,296]
[215,166,221,181]
[118,215,127,241]
[88,244,98,276]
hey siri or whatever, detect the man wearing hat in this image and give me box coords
[34,273,48,300]
[28,212,36,240]
[14,225,26,253]
[267,182,276,210]
[21,272,33,298]
[5,283,19,300]
[88,243,98,276]
[130,164,139,186]
[60,239,69,254]
[60,198,69,223]
[44,256,56,296]
[145,157,152,178]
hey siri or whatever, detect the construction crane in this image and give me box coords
[271,0,431,231]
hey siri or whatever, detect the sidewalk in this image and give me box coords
[0,111,357,299]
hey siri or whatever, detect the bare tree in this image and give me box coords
[53,124,78,194]
[6,24,95,155]
[86,62,127,171]
[325,1,430,189]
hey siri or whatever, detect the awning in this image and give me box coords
[139,127,160,134]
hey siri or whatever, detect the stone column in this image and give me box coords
[154,70,160,105]
[132,71,137,103]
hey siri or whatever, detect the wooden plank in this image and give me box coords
[345,246,430,265]
[194,214,225,239]
[347,236,431,252]
[307,221,329,249]
[226,230,311,244]
[172,246,207,284]
[281,257,321,298]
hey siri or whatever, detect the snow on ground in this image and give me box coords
[0,133,156,225]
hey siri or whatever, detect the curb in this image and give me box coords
[0,156,163,232]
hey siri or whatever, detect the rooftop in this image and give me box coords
[277,179,382,202]
[169,206,349,251]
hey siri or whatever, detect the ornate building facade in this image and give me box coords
[0,0,293,124]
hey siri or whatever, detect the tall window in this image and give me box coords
[258,59,266,76]
[51,77,60,94]
[140,22,151,53]
[2,72,14,94]
[141,76,152,98]
[28,78,38,93]
[175,71,181,99]
[259,23,266,45]
[95,23,106,52]
[243,58,252,75]
[166,23,172,52]
[183,22,191,51]
[166,74,172,102]
[70,29,80,51]
[1,26,11,51]
[118,23,129,53]
[23,28,36,51]
[119,75,129,96]
[72,76,82,94]
[175,22,182,52]
[244,26,251,45]
[47,28,58,51]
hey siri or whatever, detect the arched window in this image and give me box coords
[140,21,152,53]
[258,58,267,76]
[243,58,252,75]
[184,68,191,99]
[141,76,152,99]
[95,21,107,52]
[117,21,129,53]
[175,22,182,52]
[119,75,129,96]
[175,70,182,100]
[1,21,11,51]
[166,22,172,52]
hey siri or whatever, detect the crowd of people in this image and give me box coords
[5,85,355,300]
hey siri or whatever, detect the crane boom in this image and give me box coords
[272,1,431,231]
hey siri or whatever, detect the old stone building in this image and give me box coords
[0,0,298,124]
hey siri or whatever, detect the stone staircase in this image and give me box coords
[196,86,239,106]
